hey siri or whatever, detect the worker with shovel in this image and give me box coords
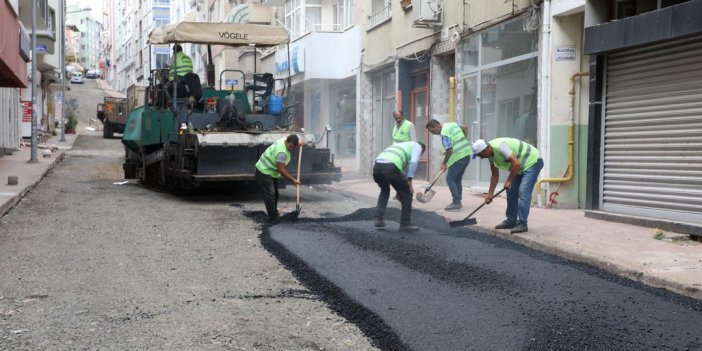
[373,141,426,232]
[426,119,472,211]
[255,134,302,221]
[471,138,543,233]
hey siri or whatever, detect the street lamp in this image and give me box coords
[59,5,91,143]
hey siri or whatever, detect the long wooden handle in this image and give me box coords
[464,188,506,219]
[296,145,303,207]
[424,169,445,193]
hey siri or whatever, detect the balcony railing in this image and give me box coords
[369,6,391,29]
[289,22,345,41]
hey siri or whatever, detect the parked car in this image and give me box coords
[70,72,84,84]
[85,70,99,79]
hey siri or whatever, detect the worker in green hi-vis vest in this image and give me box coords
[390,110,416,201]
[471,138,543,234]
[392,110,416,144]
[373,141,426,232]
[426,119,472,212]
[163,44,194,99]
[255,134,303,221]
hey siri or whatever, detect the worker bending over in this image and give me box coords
[373,141,426,232]
[255,134,302,221]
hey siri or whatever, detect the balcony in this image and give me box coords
[369,5,391,29]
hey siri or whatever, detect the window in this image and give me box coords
[371,0,388,13]
[306,0,322,32]
[155,53,169,69]
[285,0,327,38]
[369,0,390,28]
[461,16,539,186]
[372,68,396,153]
[342,0,354,28]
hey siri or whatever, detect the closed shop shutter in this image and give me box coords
[603,35,702,224]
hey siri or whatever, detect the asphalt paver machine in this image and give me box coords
[122,21,341,190]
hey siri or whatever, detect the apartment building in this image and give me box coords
[347,0,590,214]
[67,7,102,72]
[19,0,61,138]
[256,0,360,170]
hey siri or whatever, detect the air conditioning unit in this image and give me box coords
[412,0,442,27]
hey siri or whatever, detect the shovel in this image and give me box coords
[416,170,445,203]
[449,188,506,228]
[280,145,303,221]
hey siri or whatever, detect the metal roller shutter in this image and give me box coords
[603,35,702,225]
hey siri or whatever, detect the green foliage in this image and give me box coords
[65,107,78,131]
[653,228,665,240]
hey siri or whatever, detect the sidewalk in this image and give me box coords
[324,176,702,300]
[0,133,78,219]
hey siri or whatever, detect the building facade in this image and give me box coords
[584,0,702,232]
[0,0,30,155]
[263,0,360,171]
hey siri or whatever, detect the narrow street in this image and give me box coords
[0,81,377,350]
[0,82,700,351]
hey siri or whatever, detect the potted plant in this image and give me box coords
[64,108,78,134]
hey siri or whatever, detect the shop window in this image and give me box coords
[372,69,396,152]
[461,16,538,186]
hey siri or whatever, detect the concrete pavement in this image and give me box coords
[0,133,77,220]
[324,176,702,300]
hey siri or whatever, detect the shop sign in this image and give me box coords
[555,45,576,61]
[22,101,32,122]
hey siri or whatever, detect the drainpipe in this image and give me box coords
[449,77,455,122]
[537,0,551,206]
[535,71,589,203]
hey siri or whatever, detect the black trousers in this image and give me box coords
[256,169,279,220]
[373,162,412,225]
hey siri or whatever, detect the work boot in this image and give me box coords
[444,202,462,211]
[399,224,420,232]
[495,220,516,229]
[374,218,385,228]
[511,223,528,234]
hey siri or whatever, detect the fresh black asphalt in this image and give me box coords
[260,208,702,351]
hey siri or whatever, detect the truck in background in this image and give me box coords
[96,96,128,139]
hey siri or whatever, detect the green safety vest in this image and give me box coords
[488,137,540,174]
[376,141,416,172]
[392,120,413,143]
[440,122,471,167]
[169,52,193,80]
[255,138,291,178]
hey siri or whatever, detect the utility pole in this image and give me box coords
[60,0,66,142]
[29,0,38,163]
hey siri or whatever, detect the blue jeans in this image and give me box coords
[505,158,543,225]
[446,156,470,204]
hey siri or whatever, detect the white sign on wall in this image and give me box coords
[555,45,576,61]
